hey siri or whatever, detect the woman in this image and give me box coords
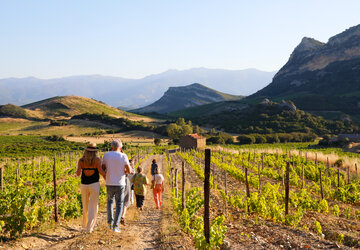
[151,169,164,209]
[120,158,135,225]
[151,159,158,176]
[131,166,148,210]
[76,143,106,233]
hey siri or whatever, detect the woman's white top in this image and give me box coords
[152,174,164,184]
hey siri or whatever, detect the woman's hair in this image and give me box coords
[155,168,160,174]
[152,159,156,164]
[137,166,142,173]
[83,150,97,166]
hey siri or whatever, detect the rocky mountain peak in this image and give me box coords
[328,24,360,46]
[293,37,324,54]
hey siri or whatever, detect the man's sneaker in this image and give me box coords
[108,224,113,229]
[113,227,121,233]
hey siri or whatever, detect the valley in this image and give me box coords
[1,22,360,250]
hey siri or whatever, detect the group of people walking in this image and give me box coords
[76,139,164,233]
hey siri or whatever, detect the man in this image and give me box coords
[102,139,130,232]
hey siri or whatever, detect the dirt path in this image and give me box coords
[1,155,177,250]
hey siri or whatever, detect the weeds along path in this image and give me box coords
[2,155,173,250]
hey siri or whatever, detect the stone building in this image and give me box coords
[179,134,206,150]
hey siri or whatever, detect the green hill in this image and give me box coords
[22,95,138,119]
[0,104,28,118]
[133,83,244,114]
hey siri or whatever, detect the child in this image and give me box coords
[131,166,148,210]
[151,169,164,209]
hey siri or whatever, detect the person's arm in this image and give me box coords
[96,158,106,179]
[76,159,82,176]
[124,164,130,175]
[101,155,107,172]
[151,176,155,189]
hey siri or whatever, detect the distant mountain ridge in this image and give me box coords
[133,83,243,114]
[251,24,360,117]
[0,68,275,108]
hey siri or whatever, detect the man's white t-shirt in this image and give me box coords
[102,151,130,186]
[152,174,164,184]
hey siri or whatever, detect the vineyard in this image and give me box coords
[1,143,360,249]
[0,147,150,239]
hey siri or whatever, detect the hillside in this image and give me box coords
[22,95,141,120]
[133,83,244,114]
[250,24,360,117]
[178,100,359,136]
[0,68,275,108]
[0,104,28,119]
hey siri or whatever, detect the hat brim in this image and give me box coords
[84,147,98,152]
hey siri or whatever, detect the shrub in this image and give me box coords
[154,138,161,146]
[237,135,256,144]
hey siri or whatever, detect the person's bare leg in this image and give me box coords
[121,207,127,218]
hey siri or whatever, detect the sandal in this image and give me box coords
[120,217,125,225]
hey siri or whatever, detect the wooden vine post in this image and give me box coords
[319,168,324,200]
[356,163,358,181]
[53,155,58,222]
[245,168,250,213]
[347,166,350,184]
[285,162,290,216]
[261,153,264,170]
[175,168,178,198]
[170,168,174,189]
[0,164,3,191]
[258,164,261,192]
[182,161,186,210]
[224,169,228,215]
[32,157,35,177]
[204,149,211,244]
[302,165,305,189]
[337,167,340,188]
[17,160,20,182]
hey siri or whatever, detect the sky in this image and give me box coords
[0,0,359,79]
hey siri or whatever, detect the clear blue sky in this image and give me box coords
[0,0,359,79]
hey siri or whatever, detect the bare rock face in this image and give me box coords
[278,100,297,111]
[276,25,360,79]
[251,24,360,116]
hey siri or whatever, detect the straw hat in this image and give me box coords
[84,142,98,152]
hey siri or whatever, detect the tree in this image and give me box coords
[176,118,186,126]
[154,138,161,146]
[166,123,180,139]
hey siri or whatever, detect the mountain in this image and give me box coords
[251,24,360,117]
[132,83,244,114]
[0,68,275,108]
[21,95,136,119]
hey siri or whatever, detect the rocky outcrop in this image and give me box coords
[251,24,360,115]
